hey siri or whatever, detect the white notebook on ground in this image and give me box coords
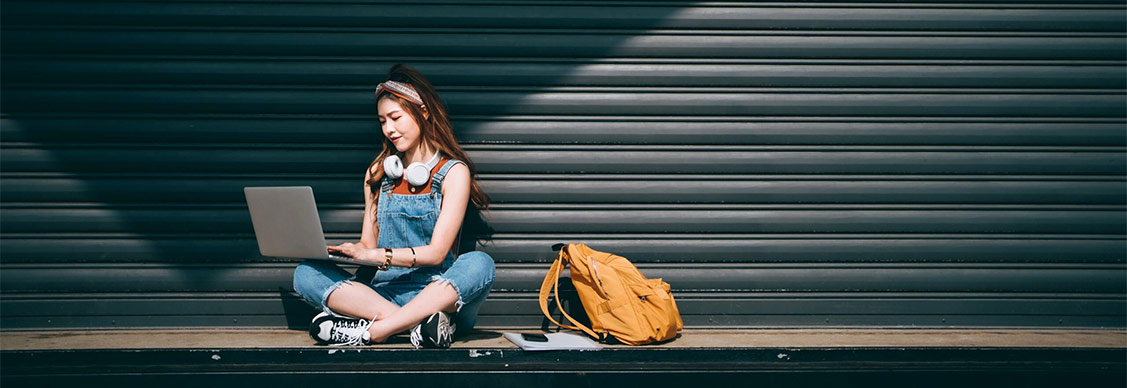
[503,332,602,351]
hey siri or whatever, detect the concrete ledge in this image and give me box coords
[3,329,1124,387]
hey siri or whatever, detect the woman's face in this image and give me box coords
[378,97,423,153]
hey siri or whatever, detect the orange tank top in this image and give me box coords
[390,157,450,195]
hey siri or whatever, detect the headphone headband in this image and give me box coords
[384,152,442,187]
[420,151,441,171]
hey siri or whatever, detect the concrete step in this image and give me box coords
[3,329,1124,387]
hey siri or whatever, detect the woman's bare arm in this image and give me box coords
[414,163,470,266]
[359,167,379,249]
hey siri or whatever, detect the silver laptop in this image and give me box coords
[244,186,363,264]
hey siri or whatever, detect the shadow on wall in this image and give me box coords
[0,2,695,329]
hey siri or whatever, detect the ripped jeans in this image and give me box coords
[293,250,495,332]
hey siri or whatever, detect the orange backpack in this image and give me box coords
[539,243,683,345]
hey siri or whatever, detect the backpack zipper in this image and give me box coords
[590,260,605,289]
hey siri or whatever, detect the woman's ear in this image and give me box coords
[421,105,429,119]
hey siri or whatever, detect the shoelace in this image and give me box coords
[439,321,456,346]
[410,316,457,349]
[328,317,375,347]
[410,324,424,349]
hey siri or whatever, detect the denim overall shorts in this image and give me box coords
[293,158,496,332]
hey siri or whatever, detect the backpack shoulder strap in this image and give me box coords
[539,244,600,340]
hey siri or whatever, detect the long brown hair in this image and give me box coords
[366,64,490,210]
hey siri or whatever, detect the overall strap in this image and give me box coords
[430,158,465,195]
[378,174,395,195]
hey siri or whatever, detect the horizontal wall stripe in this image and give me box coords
[4,3,1125,32]
[2,264,1124,293]
[4,293,1122,318]
[4,177,1124,205]
[9,291,1126,300]
[2,207,1125,235]
[0,237,1122,264]
[7,314,1122,330]
[4,148,1124,175]
[17,0,1116,5]
[4,55,1124,65]
[5,297,1124,328]
[3,293,1123,329]
[4,88,1126,117]
[5,60,1127,88]
[8,29,1115,38]
[8,172,1124,182]
[3,30,1124,60]
[4,117,1124,146]
[9,144,1123,151]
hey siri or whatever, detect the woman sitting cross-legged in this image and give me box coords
[292,63,494,348]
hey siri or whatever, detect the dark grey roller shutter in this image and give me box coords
[1,1,1124,330]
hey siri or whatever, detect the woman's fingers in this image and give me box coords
[328,243,370,260]
[328,243,355,252]
[327,245,352,257]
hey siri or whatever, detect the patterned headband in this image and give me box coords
[374,80,425,107]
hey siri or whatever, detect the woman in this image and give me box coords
[293,64,495,348]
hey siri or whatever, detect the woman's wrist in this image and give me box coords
[359,247,382,265]
[369,246,424,269]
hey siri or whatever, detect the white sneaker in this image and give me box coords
[309,311,373,346]
[410,312,456,349]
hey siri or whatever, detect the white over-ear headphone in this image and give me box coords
[384,152,440,187]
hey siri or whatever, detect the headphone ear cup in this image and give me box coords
[404,162,430,187]
[383,155,404,179]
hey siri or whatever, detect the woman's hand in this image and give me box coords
[327,242,377,264]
